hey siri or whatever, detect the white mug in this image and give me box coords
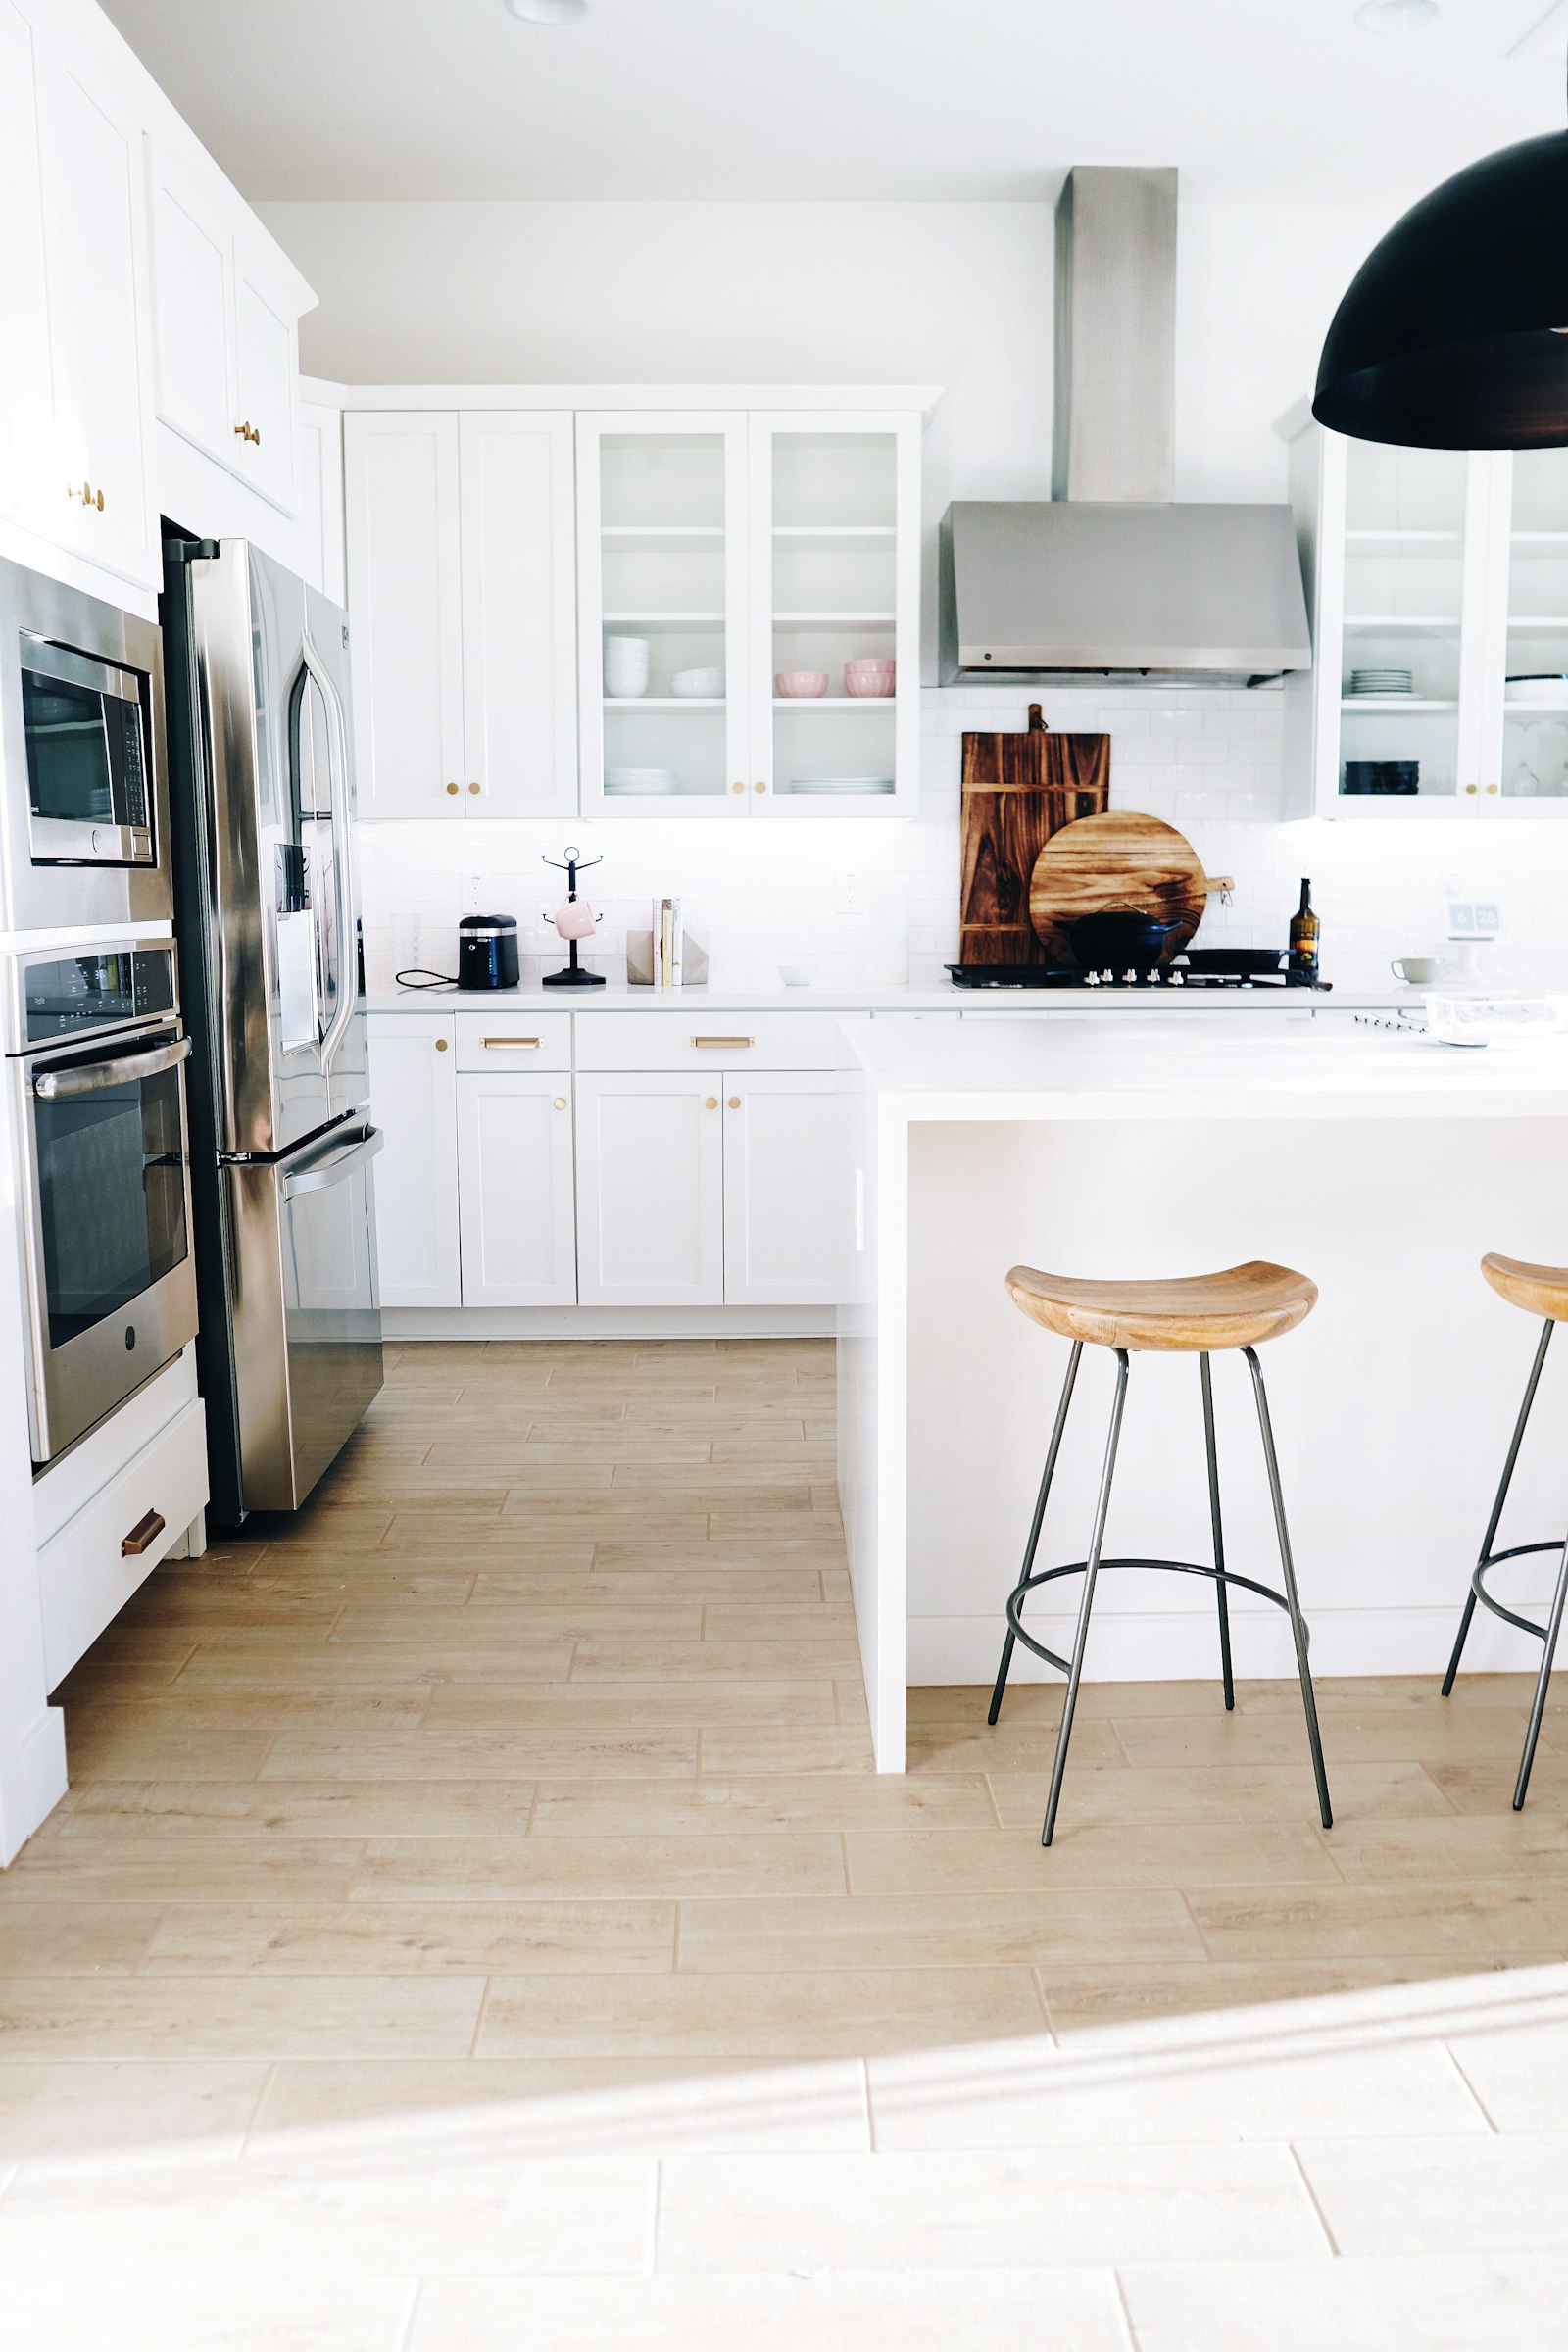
[1391,955,1440,986]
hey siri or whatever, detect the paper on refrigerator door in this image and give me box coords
[276,910,318,1049]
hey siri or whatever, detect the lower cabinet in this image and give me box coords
[457,1071,577,1305]
[722,1073,846,1306]
[368,1014,462,1308]
[575,1072,723,1307]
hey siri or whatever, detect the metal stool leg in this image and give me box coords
[1444,1319,1553,1698]
[1041,1348,1130,1847]
[1514,1529,1568,1810]
[1200,1351,1234,1713]
[990,1340,1083,1725]
[1244,1346,1333,1833]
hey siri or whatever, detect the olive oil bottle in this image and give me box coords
[1288,877,1320,986]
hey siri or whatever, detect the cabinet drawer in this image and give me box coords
[575,1010,848,1071]
[455,1010,572,1071]
[38,1397,208,1691]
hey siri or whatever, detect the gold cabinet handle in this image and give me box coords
[467,781,481,795]
[727,1095,741,1109]
[434,1037,449,1052]
[754,780,767,793]
[692,1036,754,1048]
[68,480,102,509]
[1464,783,1478,796]
[445,782,460,796]
[482,1037,542,1049]
[121,1508,166,1557]
[731,781,745,795]
[233,421,261,445]
[705,1095,718,1109]
[554,1096,567,1110]
[1486,783,1499,796]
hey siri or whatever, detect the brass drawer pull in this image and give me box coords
[233,420,262,445]
[122,1508,166,1557]
[692,1036,754,1048]
[482,1037,542,1049]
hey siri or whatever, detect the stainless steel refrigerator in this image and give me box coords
[162,535,383,1523]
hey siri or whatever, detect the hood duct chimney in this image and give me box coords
[1053,165,1178,504]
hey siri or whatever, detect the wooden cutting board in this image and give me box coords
[1028,810,1234,967]
[959,706,1110,967]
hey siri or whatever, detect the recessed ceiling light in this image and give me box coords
[1353,0,1438,27]
[504,0,587,22]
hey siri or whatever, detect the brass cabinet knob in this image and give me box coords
[467,781,481,795]
[68,480,102,508]
[434,1037,449,1052]
[705,1096,717,1110]
[754,780,767,793]
[1464,783,1478,795]
[554,1096,566,1110]
[731,781,744,794]
[233,421,261,445]
[727,1095,741,1109]
[445,782,460,796]
[1486,783,1499,796]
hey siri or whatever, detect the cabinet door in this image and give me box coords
[749,411,921,820]
[345,413,465,821]
[1484,447,1568,816]
[145,133,233,468]
[458,412,576,818]
[296,400,345,601]
[35,29,156,588]
[0,0,56,539]
[366,1016,460,1307]
[577,411,750,821]
[575,1073,722,1306]
[722,1073,846,1306]
[458,1072,576,1306]
[230,224,299,514]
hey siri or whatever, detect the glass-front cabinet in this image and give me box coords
[1285,406,1568,819]
[578,409,920,819]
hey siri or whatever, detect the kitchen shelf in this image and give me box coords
[1505,698,1568,711]
[772,612,897,625]
[772,525,896,539]
[771,695,893,708]
[1506,616,1568,629]
[1340,697,1457,710]
[1343,615,1462,631]
[602,525,723,539]
[1345,528,1464,548]
[1511,532,1568,546]
[602,612,726,626]
[603,697,724,710]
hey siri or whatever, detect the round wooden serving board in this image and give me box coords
[1028,810,1232,967]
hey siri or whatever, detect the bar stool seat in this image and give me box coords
[1480,1252,1568,1322]
[992,1255,1332,1847]
[1005,1260,1318,1353]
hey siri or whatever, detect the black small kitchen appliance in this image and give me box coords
[457,913,519,991]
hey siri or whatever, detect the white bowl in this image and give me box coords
[671,667,724,698]
[777,963,815,988]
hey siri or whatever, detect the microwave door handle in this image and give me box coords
[281,1123,383,1200]
[300,631,356,1078]
[32,1035,191,1099]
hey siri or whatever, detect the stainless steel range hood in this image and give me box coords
[938,167,1311,689]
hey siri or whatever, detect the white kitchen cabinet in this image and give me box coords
[296,398,345,601]
[229,223,300,513]
[34,18,157,590]
[346,413,466,821]
[458,1072,577,1306]
[346,409,576,819]
[577,408,921,819]
[0,0,57,543]
[574,1072,723,1306]
[367,1014,461,1307]
[1283,406,1568,820]
[722,1073,846,1305]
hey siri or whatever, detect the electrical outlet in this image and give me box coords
[463,873,485,913]
[836,871,863,914]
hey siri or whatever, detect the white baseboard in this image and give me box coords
[908,1603,1556,1685]
[383,1306,834,1342]
[0,1703,68,1867]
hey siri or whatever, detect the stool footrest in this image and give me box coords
[1468,1542,1568,1646]
[1004,1554,1308,1661]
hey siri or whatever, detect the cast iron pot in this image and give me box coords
[1061,909,1186,976]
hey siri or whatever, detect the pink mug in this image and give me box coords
[553,898,598,941]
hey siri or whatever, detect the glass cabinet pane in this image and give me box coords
[1501,447,1568,803]
[1338,442,1468,806]
[768,431,898,803]
[596,431,732,807]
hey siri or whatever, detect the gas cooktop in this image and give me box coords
[945,964,1326,993]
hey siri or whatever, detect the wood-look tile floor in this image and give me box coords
[5,1335,1568,2348]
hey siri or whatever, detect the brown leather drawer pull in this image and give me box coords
[122,1509,166,1557]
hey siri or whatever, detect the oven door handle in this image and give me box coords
[32,1035,190,1099]
[281,1122,383,1200]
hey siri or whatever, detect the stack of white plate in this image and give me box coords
[788,776,895,796]
[605,767,680,796]
[671,666,723,699]
[1347,667,1414,697]
[604,635,651,698]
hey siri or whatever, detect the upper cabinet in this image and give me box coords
[1284,411,1568,819]
[344,409,577,821]
[578,408,921,820]
[146,128,309,515]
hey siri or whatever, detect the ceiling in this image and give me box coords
[99,0,1568,205]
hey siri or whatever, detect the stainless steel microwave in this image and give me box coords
[0,554,172,930]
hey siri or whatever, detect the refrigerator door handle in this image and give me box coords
[281,1122,383,1201]
[299,629,357,1079]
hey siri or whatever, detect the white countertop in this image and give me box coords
[837,1014,1568,1118]
[364,980,1404,1016]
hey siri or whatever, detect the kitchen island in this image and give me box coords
[836,1015,1568,1770]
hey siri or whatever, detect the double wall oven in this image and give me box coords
[6,940,197,1466]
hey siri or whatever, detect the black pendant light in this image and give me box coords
[1313,105,1568,449]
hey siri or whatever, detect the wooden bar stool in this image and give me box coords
[1443,1253,1568,1810]
[989,1259,1333,1846]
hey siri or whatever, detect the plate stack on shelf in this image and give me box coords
[604,635,651,699]
[788,775,895,796]
[605,766,680,797]
[1346,666,1414,698]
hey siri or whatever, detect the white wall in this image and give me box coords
[263,194,1568,991]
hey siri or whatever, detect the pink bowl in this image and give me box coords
[775,671,829,699]
[844,659,896,699]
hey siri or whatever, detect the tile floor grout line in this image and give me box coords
[1286,2140,1341,2255]
[1440,2036,1503,2132]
